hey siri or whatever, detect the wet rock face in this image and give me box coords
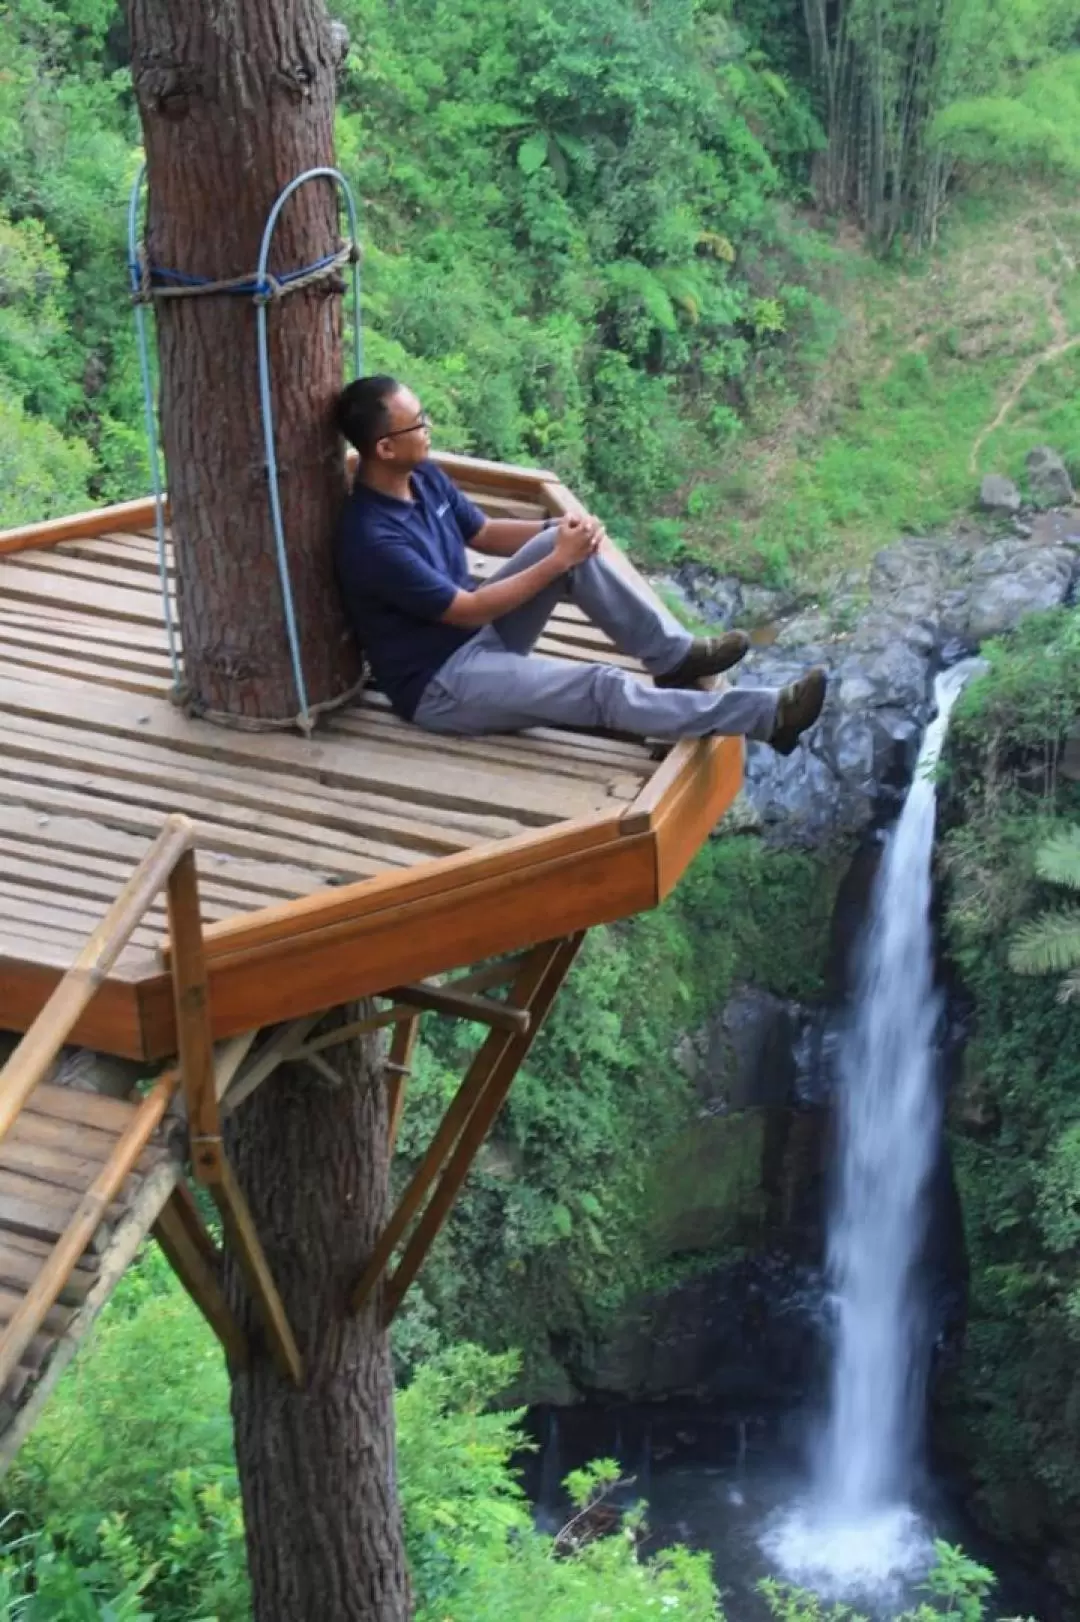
[568,984,832,1408]
[656,509,1080,850]
[575,1251,824,1407]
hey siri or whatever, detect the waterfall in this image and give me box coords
[765,661,980,1598]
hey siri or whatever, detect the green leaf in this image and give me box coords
[516,133,548,176]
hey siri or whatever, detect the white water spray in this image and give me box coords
[766,661,981,1598]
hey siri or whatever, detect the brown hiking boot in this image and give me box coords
[768,667,827,755]
[655,631,750,688]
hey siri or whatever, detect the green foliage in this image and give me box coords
[694,191,1080,584]
[392,836,839,1386]
[1008,825,1080,1000]
[1,1275,728,1622]
[938,606,1080,1578]
[0,0,829,540]
[0,1250,1024,1620]
[758,1541,1012,1622]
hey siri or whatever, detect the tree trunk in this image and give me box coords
[224,1017,411,1621]
[126,7,410,1618]
[128,0,358,722]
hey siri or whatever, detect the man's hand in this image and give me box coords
[553,514,604,568]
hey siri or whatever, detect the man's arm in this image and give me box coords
[441,518,598,630]
[470,517,549,557]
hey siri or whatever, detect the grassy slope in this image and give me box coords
[679,185,1080,588]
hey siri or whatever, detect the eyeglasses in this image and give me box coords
[381,411,431,441]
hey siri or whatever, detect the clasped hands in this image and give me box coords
[552,511,610,568]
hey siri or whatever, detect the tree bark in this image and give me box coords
[224,1018,411,1622]
[128,0,358,721]
[126,7,410,1618]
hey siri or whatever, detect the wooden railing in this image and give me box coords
[0,813,301,1392]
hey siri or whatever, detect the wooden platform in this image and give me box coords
[0,454,742,1061]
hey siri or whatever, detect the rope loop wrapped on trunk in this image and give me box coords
[128,165,364,734]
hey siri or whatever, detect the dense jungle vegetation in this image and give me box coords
[939,612,1080,1600]
[2,0,1080,1615]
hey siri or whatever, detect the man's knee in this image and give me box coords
[585,661,631,727]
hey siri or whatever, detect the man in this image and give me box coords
[334,376,826,753]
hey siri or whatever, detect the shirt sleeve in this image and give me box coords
[358,539,460,622]
[434,466,486,542]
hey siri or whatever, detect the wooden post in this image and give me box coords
[166,847,219,1176]
[382,934,582,1321]
[386,1016,420,1159]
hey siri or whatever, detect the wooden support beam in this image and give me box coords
[386,1016,420,1158]
[153,1185,248,1370]
[199,1142,303,1386]
[350,945,561,1312]
[213,1030,259,1103]
[382,934,583,1322]
[158,1175,218,1267]
[351,938,583,1317]
[221,1015,321,1116]
[166,848,219,1168]
[384,980,530,1035]
[298,959,530,1060]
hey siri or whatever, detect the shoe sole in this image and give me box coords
[770,668,827,756]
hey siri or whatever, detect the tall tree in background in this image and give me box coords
[126,3,410,1617]
[802,0,1078,249]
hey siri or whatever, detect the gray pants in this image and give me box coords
[413,530,778,741]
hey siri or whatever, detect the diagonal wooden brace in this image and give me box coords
[166,847,303,1387]
[386,1015,420,1158]
[153,1181,249,1371]
[351,933,584,1320]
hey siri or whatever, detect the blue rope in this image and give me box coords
[128,163,181,695]
[143,249,349,298]
[254,167,363,729]
[128,164,364,730]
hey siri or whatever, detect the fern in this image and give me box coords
[1009,826,1080,999]
[1009,910,1080,977]
[1034,826,1080,891]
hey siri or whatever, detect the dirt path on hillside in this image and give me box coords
[969,318,1080,474]
[969,225,1079,474]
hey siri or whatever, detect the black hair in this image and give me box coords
[334,375,401,455]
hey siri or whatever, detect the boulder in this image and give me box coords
[979,474,1022,515]
[964,542,1074,640]
[1026,446,1074,509]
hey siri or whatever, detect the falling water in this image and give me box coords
[765,661,981,1599]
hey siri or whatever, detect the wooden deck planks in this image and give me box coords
[0,459,743,1057]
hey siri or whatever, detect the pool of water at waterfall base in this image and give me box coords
[522,1405,1044,1622]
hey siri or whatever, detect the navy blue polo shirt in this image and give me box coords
[335,462,488,719]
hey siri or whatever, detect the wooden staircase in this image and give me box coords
[0,814,297,1465]
[0,1079,179,1463]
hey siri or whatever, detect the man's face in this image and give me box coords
[375,386,432,470]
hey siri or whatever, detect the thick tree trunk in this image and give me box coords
[128,0,358,721]
[224,1019,411,1621]
[126,7,410,1618]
